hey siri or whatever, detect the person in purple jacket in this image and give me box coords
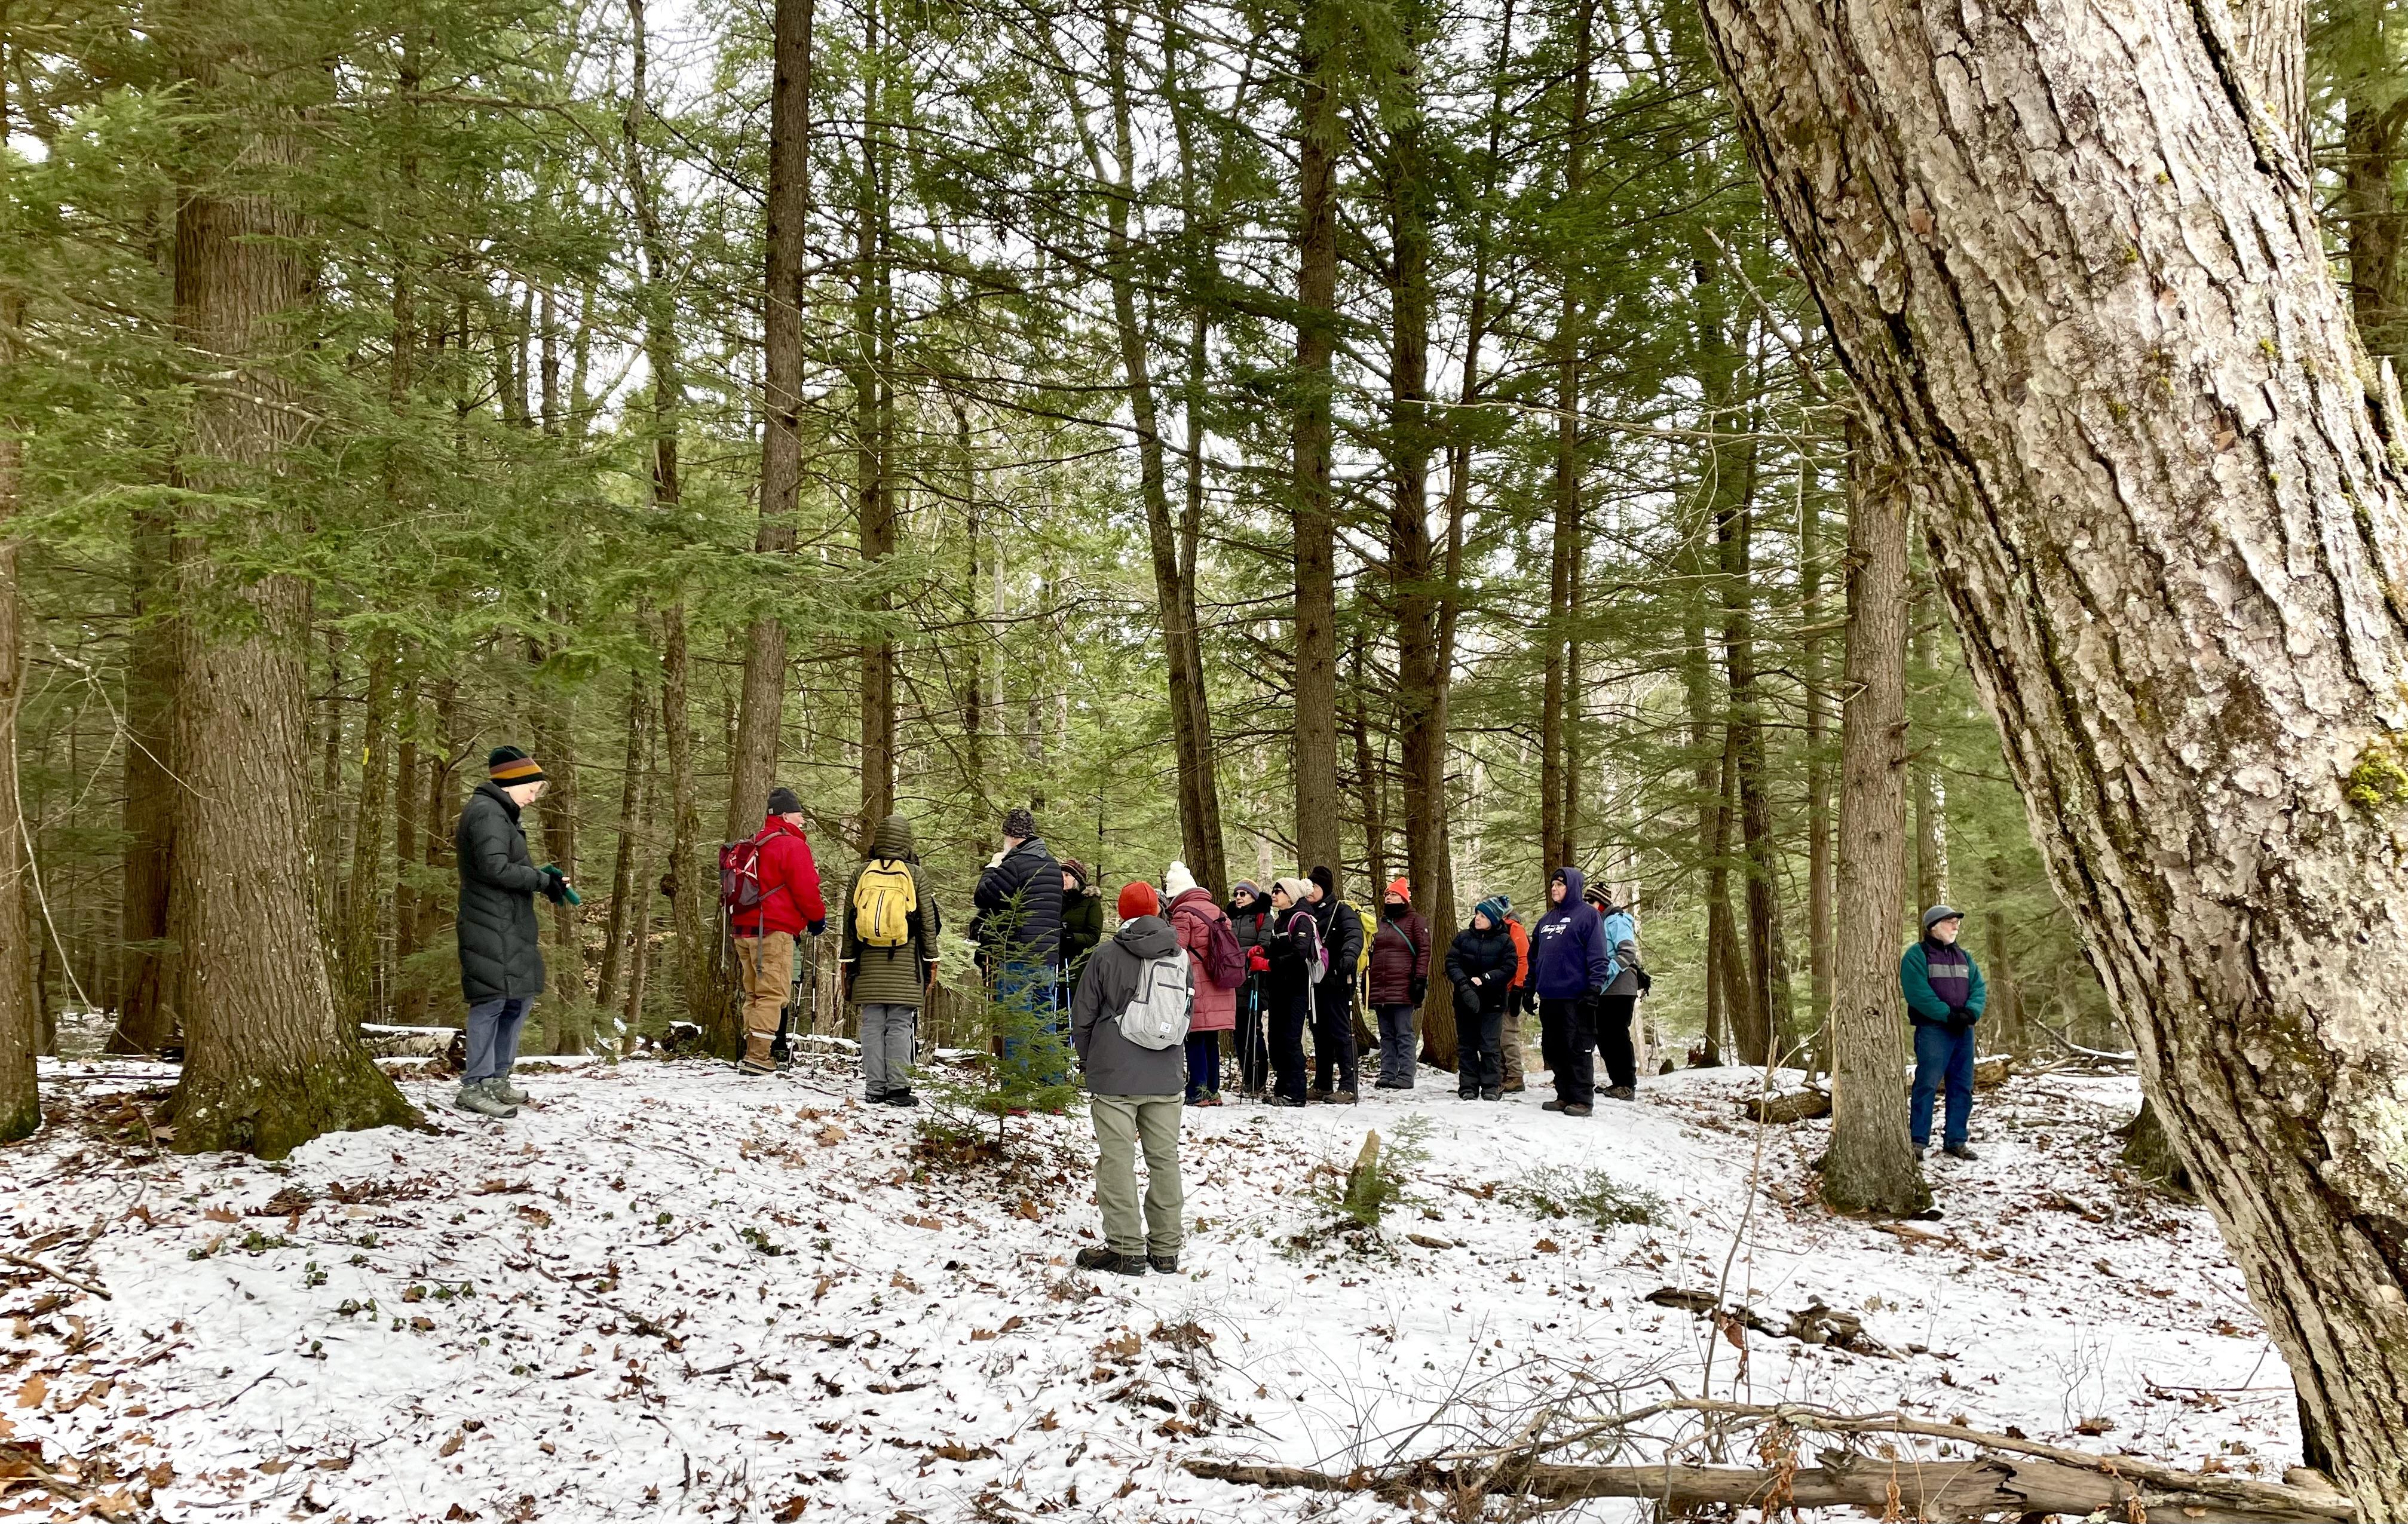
[1527,866,1611,1115]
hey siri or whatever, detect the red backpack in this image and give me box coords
[718,830,774,915]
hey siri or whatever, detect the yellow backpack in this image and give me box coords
[854,860,918,948]
[1357,906,1376,977]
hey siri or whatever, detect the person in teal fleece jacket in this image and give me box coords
[1902,904,1987,1159]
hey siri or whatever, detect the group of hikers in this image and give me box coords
[448,750,1992,1272]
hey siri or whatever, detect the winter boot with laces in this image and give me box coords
[1943,1142,1979,1161]
[1074,1246,1147,1277]
[455,1080,517,1120]
[1148,1252,1180,1275]
[491,1074,529,1108]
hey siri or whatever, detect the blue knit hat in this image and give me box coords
[1473,895,1510,926]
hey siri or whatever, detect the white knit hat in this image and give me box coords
[1163,861,1198,899]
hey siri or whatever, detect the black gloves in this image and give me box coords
[1410,976,1429,1005]
[538,866,568,904]
[1946,1005,1975,1031]
[1634,970,1655,996]
[806,918,826,939]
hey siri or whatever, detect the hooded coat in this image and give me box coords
[1528,866,1611,1000]
[841,814,942,1008]
[1445,922,1519,1017]
[974,836,1065,966]
[732,814,828,937]
[455,781,549,1005]
[1166,887,1237,1032]
[1068,914,1191,1096]
[1365,901,1432,1006]
[1059,875,1107,990]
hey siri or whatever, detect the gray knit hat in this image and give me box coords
[1923,904,1965,933]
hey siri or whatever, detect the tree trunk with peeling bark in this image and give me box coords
[1696,0,2408,1497]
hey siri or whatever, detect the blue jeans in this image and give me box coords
[1911,1020,1977,1146]
[464,996,534,1083]
[997,961,1065,1086]
[1184,1032,1221,1102]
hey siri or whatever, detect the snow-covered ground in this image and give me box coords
[1,1054,2299,1520]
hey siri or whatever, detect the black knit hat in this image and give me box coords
[1002,805,1037,839]
[488,745,546,787]
[1308,864,1336,900]
[767,786,803,816]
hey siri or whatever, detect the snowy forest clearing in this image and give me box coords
[1,1059,2297,1521]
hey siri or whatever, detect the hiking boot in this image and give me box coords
[1373,1080,1401,1090]
[491,1075,529,1107]
[1502,1081,1526,1094]
[1603,1085,1636,1102]
[1480,1087,1503,1102]
[1148,1252,1180,1275]
[454,1081,516,1120]
[1306,1087,1331,1104]
[1190,1093,1223,1108]
[1542,1099,1566,1113]
[1074,1246,1147,1276]
[865,1089,891,1105]
[1331,1090,1359,1105]
[1268,1096,1307,1108]
[1912,1143,1928,1160]
[1563,1103,1594,1118]
[1943,1143,1978,1161]
[737,1056,777,1077]
[1458,1090,1480,1101]
[882,1088,920,1108]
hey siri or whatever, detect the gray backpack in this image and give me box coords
[1116,952,1194,1050]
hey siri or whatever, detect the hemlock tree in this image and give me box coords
[1697,0,2408,1500]
[159,1,418,1157]
[1819,428,1927,1216]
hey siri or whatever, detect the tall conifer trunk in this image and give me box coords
[729,0,814,839]
[0,68,33,1135]
[112,503,178,1056]
[1290,0,1342,876]
[159,5,416,1155]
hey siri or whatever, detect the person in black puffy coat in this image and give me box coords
[453,747,569,1119]
[1445,897,1518,1101]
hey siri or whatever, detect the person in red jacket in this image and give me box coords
[733,787,828,1074]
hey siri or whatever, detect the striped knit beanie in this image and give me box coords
[488,746,547,787]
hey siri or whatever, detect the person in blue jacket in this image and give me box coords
[1528,867,1611,1115]
[1902,904,1987,1160]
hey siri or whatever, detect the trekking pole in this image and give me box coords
[773,946,803,1069]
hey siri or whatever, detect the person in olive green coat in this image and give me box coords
[1059,858,1107,999]
[841,813,942,1105]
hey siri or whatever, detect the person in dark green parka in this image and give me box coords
[1059,858,1106,999]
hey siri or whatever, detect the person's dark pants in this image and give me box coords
[1539,996,1595,1107]
[1459,1007,1505,1096]
[1595,993,1639,1091]
[1375,1004,1417,1087]
[1911,1019,1977,1146]
[1271,991,1310,1102]
[1311,981,1359,1094]
[1236,985,1270,1095]
[1184,1031,1221,1102]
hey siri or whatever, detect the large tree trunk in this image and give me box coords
[1910,584,1949,912]
[159,14,417,1156]
[1821,428,1928,1215]
[1803,463,1834,1045]
[2343,92,2408,363]
[111,504,178,1056]
[728,0,814,840]
[1290,0,1342,878]
[595,677,650,1025]
[341,634,396,1024]
[1695,0,2408,1500]
[1098,0,1227,891]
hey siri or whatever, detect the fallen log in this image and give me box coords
[1643,1287,1900,1359]
[1743,1057,2011,1125]
[1184,1454,2351,1522]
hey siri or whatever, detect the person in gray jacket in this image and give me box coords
[1067,881,1189,1277]
[452,746,570,1120]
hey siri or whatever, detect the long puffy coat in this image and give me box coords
[455,781,549,1005]
[974,836,1065,967]
[1365,906,1432,1007]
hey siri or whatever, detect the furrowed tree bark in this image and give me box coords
[1096,0,1227,891]
[159,8,417,1156]
[341,634,396,1025]
[1290,0,1342,878]
[1695,0,2408,1498]
[1803,464,1834,1044]
[728,0,813,841]
[1821,427,1928,1215]
[853,11,897,841]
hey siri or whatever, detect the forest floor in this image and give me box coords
[0,1048,2300,1522]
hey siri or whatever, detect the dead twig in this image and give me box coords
[0,1252,111,1301]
